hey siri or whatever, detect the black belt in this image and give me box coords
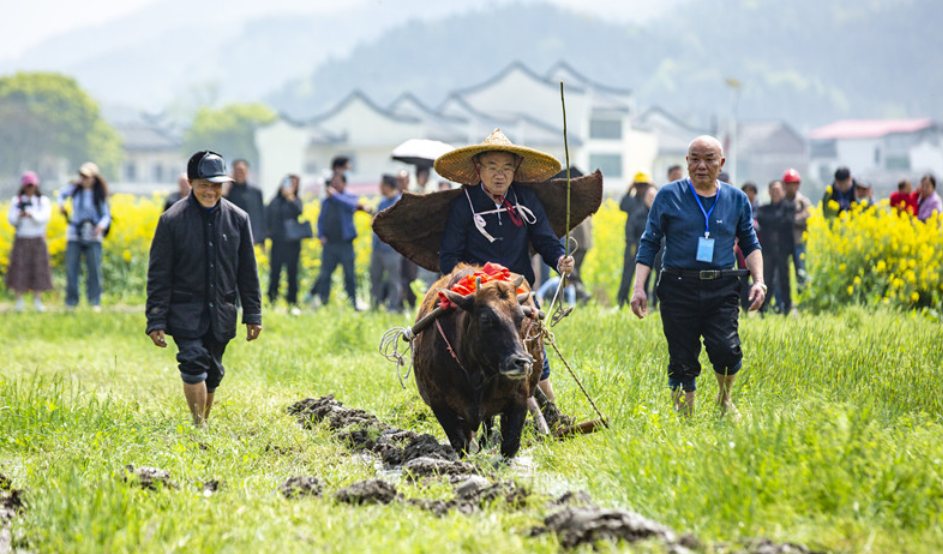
[663,268,749,280]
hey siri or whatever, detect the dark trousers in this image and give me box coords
[173,334,228,393]
[370,249,403,311]
[761,250,791,315]
[313,240,357,306]
[268,239,301,304]
[401,259,418,308]
[657,273,743,392]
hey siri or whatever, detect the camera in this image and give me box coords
[77,219,97,243]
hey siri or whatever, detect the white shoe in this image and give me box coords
[290,306,302,316]
[34,299,45,312]
[15,298,25,312]
[92,305,102,313]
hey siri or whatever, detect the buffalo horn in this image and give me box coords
[441,288,474,311]
[511,274,524,289]
[517,291,533,304]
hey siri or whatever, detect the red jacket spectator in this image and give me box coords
[890,179,918,215]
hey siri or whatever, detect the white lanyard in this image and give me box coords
[464,186,537,243]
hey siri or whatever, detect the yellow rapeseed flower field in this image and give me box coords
[2,193,940,313]
[803,199,942,312]
[0,193,375,303]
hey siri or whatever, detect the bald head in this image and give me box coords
[686,135,726,190]
[688,135,724,156]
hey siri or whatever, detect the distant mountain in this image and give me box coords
[267,0,943,130]
[2,0,939,130]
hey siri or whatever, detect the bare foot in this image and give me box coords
[717,398,741,423]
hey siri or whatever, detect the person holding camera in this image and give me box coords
[6,171,54,312]
[266,174,307,313]
[57,162,111,311]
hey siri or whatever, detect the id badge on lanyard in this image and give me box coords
[690,180,718,263]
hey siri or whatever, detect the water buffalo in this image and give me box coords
[413,264,542,459]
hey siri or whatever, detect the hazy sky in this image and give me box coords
[0,0,670,62]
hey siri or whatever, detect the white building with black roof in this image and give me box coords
[254,61,660,197]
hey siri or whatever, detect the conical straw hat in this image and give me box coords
[434,128,562,185]
[372,170,604,272]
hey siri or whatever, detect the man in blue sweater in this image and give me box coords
[312,170,370,309]
[631,136,766,418]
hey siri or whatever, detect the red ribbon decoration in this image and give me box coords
[493,196,523,227]
[437,262,526,309]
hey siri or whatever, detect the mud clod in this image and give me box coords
[466,481,530,509]
[284,397,821,552]
[335,479,398,505]
[287,395,390,435]
[401,434,458,463]
[403,457,476,479]
[375,429,420,465]
[531,506,677,549]
[453,476,491,498]
[336,428,379,451]
[280,476,322,499]
[124,465,179,490]
[405,479,529,517]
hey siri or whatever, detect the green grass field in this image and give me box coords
[1,305,942,553]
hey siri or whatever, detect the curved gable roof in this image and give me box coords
[546,60,632,96]
[389,92,466,123]
[450,60,587,98]
[635,106,706,134]
[435,94,579,147]
[310,90,421,126]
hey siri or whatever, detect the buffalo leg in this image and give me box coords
[430,404,471,456]
[499,403,528,459]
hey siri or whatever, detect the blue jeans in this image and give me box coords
[65,240,102,306]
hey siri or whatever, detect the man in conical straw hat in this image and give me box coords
[435,128,576,427]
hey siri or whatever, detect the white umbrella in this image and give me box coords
[391,139,454,166]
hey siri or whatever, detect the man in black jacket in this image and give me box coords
[755,180,795,315]
[226,159,266,248]
[146,150,263,427]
